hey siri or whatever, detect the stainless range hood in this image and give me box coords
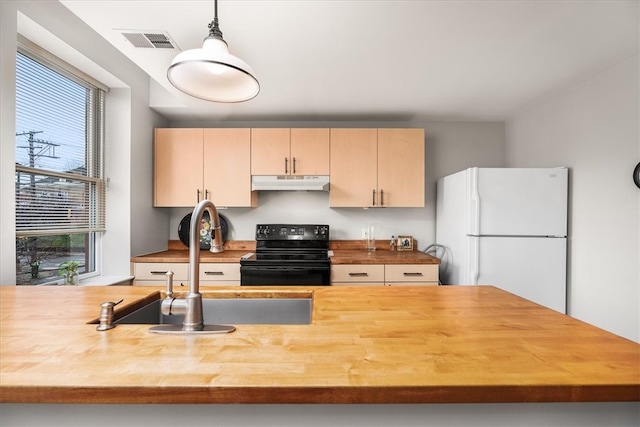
[251,175,330,191]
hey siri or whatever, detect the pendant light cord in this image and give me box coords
[208,0,224,41]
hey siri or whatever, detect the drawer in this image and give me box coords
[331,282,385,286]
[331,264,384,283]
[384,264,438,283]
[133,262,189,281]
[199,263,240,282]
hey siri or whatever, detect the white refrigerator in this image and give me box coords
[436,167,568,313]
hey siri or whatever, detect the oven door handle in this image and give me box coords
[241,265,329,272]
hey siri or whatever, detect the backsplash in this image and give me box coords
[168,191,434,251]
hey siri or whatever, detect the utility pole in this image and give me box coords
[15,131,60,278]
[16,130,60,194]
[16,130,60,168]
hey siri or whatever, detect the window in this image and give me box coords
[15,38,106,285]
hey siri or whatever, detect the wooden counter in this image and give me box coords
[131,240,440,265]
[131,249,252,263]
[131,240,256,263]
[0,285,637,404]
[329,249,438,264]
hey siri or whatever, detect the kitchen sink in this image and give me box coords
[113,295,313,325]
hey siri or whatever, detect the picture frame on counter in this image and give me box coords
[397,235,413,251]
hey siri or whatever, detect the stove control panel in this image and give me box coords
[256,224,329,240]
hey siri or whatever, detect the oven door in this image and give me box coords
[240,264,330,286]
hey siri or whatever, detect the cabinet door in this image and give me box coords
[329,129,378,207]
[203,129,257,207]
[384,264,438,285]
[377,128,425,207]
[132,262,189,286]
[251,128,291,175]
[290,128,330,175]
[154,129,203,207]
[331,264,384,284]
[199,262,241,285]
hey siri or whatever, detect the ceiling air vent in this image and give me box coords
[120,31,177,49]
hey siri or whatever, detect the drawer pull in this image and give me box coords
[204,271,224,276]
[150,270,168,275]
[403,272,423,277]
[349,272,369,277]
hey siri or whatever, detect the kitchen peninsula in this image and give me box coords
[1,285,638,404]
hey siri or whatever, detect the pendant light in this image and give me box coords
[167,0,259,103]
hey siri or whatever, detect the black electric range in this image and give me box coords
[240,224,330,286]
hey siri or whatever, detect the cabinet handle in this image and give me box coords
[205,189,209,200]
[196,189,201,202]
[204,271,224,276]
[372,189,376,206]
[293,157,297,174]
[150,271,169,275]
[380,189,384,206]
[284,157,288,174]
[403,272,424,277]
[349,272,369,277]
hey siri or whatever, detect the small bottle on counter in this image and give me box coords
[390,235,396,251]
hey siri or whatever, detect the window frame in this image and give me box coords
[15,37,107,285]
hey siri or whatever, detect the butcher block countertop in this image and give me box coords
[131,249,252,263]
[131,240,440,265]
[1,285,637,404]
[329,249,438,264]
[130,240,256,263]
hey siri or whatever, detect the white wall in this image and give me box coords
[0,2,19,284]
[506,55,639,342]
[163,120,505,253]
[0,0,168,283]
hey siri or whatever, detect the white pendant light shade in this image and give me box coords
[167,1,259,103]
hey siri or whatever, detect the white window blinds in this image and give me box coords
[15,43,106,236]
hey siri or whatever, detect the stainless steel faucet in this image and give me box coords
[185,199,224,330]
[150,199,235,335]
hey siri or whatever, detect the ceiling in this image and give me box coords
[58,0,638,122]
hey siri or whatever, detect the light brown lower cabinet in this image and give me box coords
[132,262,189,286]
[199,263,240,286]
[331,263,438,286]
[132,262,240,286]
[331,264,385,286]
[133,262,436,286]
[384,264,439,285]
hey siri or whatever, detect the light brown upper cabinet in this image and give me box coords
[251,128,330,176]
[329,129,378,207]
[329,128,425,207]
[154,128,257,207]
[203,128,257,207]
[377,128,425,207]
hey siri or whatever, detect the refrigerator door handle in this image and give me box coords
[468,167,480,235]
[469,236,480,285]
